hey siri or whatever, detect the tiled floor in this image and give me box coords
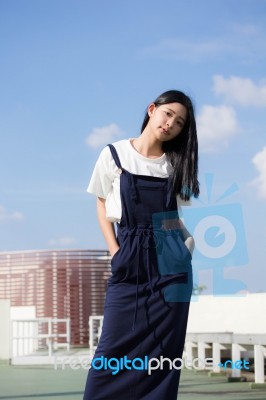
[0,364,265,400]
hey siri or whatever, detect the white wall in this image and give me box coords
[11,306,36,320]
[187,293,266,334]
[0,299,11,360]
[11,306,36,357]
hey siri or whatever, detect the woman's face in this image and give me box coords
[147,102,187,142]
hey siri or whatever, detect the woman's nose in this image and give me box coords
[166,119,173,128]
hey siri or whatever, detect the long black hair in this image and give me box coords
[141,90,199,201]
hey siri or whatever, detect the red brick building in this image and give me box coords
[0,249,110,346]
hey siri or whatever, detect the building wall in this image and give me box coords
[1,249,265,350]
[0,249,111,346]
[187,293,266,334]
[0,299,11,360]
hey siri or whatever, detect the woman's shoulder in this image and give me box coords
[112,138,131,150]
[99,138,130,156]
[95,139,132,171]
[109,138,134,161]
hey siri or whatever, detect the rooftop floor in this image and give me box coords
[0,364,265,400]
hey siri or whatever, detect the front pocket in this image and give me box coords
[156,230,192,275]
[110,246,122,266]
[178,235,193,259]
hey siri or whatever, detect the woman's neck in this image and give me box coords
[132,128,164,159]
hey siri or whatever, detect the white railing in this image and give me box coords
[185,332,266,384]
[88,315,103,356]
[12,318,70,358]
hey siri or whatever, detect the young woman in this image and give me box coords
[83,90,199,399]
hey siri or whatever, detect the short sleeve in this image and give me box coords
[87,146,117,199]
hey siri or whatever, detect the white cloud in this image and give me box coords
[231,23,259,36]
[0,205,25,222]
[213,75,266,107]
[142,38,230,62]
[141,23,266,63]
[48,237,77,247]
[197,105,239,153]
[85,123,124,148]
[251,147,266,199]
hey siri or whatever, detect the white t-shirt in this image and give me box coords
[87,138,190,222]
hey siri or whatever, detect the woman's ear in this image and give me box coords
[147,103,156,117]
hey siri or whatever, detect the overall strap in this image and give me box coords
[108,144,123,169]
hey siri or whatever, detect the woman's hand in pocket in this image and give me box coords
[96,197,120,259]
[110,245,120,258]
[184,236,195,256]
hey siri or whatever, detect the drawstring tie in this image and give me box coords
[132,228,160,331]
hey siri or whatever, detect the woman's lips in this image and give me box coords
[161,128,170,135]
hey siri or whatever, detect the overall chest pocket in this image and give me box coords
[134,184,166,222]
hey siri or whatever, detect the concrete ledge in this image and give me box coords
[249,383,266,390]
[208,371,227,377]
[193,369,211,374]
[227,376,247,382]
[0,359,10,365]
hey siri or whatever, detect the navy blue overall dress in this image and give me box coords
[83,144,193,400]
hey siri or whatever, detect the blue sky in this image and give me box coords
[0,0,265,292]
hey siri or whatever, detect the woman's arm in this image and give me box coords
[97,197,120,257]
